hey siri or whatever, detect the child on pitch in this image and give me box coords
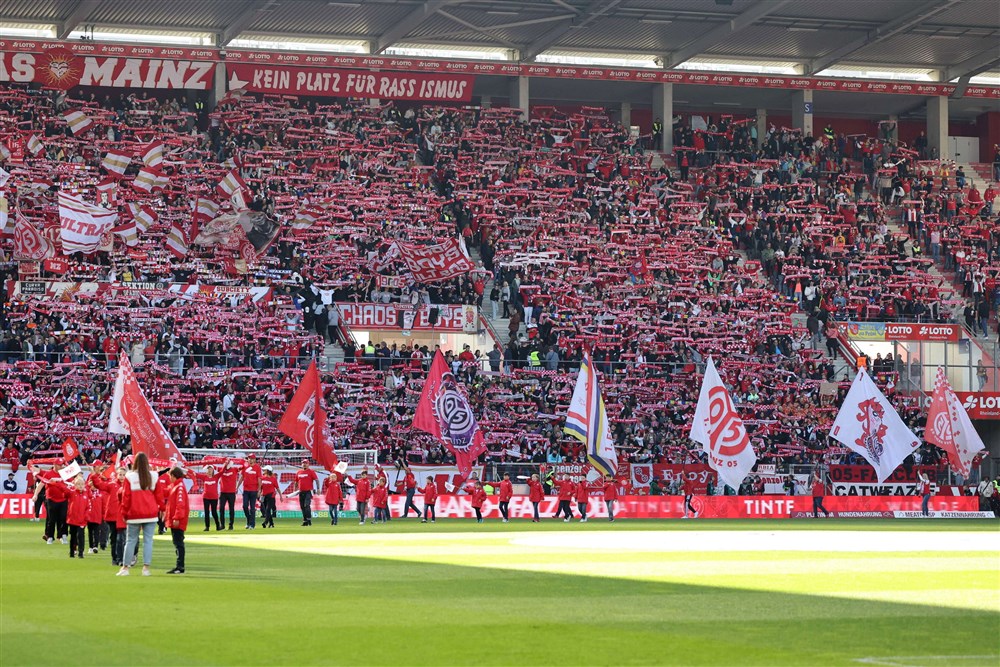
[346,469,371,525]
[165,467,189,574]
[85,472,105,554]
[54,475,89,558]
[603,475,618,522]
[527,473,544,522]
[575,478,589,523]
[470,480,487,523]
[259,466,281,528]
[92,466,127,566]
[323,471,344,525]
[370,477,389,523]
[419,478,438,523]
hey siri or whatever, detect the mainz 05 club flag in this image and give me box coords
[924,367,984,476]
[413,350,486,481]
[396,239,475,284]
[689,356,757,491]
[58,191,117,253]
[564,352,618,476]
[108,351,186,464]
[830,369,919,483]
[278,360,338,471]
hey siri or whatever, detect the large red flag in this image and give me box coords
[108,351,186,464]
[412,351,486,481]
[925,367,984,476]
[62,438,79,463]
[278,361,338,471]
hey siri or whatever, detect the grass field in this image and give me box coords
[1,519,998,666]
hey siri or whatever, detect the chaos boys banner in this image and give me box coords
[226,63,474,102]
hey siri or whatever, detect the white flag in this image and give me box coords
[925,367,984,476]
[564,352,618,476]
[830,369,920,483]
[62,110,94,135]
[58,191,117,254]
[689,357,757,491]
[0,166,10,188]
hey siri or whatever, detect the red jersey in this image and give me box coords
[556,479,574,501]
[404,472,416,490]
[811,481,825,497]
[260,476,279,497]
[918,479,931,495]
[421,482,438,504]
[528,480,544,502]
[220,467,240,494]
[323,474,343,504]
[575,481,589,503]
[121,471,160,523]
[42,470,67,502]
[86,487,104,524]
[603,481,618,501]
[349,476,372,502]
[155,474,170,511]
[165,480,190,531]
[471,487,487,508]
[370,485,388,508]
[63,486,89,527]
[92,477,123,525]
[295,468,318,493]
[193,470,222,500]
[241,464,262,492]
[497,480,513,502]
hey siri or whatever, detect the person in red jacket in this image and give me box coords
[370,478,389,523]
[575,479,590,523]
[347,470,371,525]
[39,464,68,544]
[165,467,189,574]
[556,475,575,522]
[193,465,226,531]
[419,479,438,523]
[603,475,618,522]
[496,473,513,523]
[43,475,89,558]
[323,471,344,525]
[528,473,545,522]
[155,468,171,535]
[469,481,487,523]
[240,454,262,530]
[118,452,160,577]
[294,460,319,526]
[85,474,105,554]
[259,467,281,528]
[218,460,240,530]
[401,466,421,519]
[682,474,697,519]
[92,467,126,565]
[811,473,829,518]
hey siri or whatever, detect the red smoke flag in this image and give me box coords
[278,360,338,471]
[412,350,486,481]
[108,351,186,464]
[925,367,985,476]
[62,438,80,463]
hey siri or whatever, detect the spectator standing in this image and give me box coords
[165,467,189,575]
[118,453,160,577]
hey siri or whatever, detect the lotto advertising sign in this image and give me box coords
[839,321,962,342]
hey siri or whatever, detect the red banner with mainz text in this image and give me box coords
[225,63,474,102]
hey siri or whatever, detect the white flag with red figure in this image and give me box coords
[689,356,757,491]
[58,191,116,254]
[831,369,919,483]
[108,351,185,463]
[13,208,52,260]
[278,360,338,471]
[925,367,984,476]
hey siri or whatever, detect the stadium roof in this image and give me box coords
[3,0,998,81]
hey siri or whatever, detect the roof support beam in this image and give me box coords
[375,0,453,54]
[57,0,103,40]
[664,0,794,69]
[415,14,575,42]
[436,9,518,49]
[805,0,960,75]
[220,0,274,46]
[520,0,623,62]
[946,47,1000,98]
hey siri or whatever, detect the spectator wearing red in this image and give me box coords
[603,475,618,522]
[682,474,697,519]
[259,467,281,528]
[0,442,19,472]
[165,468,190,574]
[575,479,590,523]
[323,471,344,525]
[43,475,88,558]
[401,466,421,519]
[470,481,487,524]
[40,465,68,544]
[155,469,171,535]
[528,473,544,522]
[347,470,372,525]
[240,454,262,530]
[92,467,126,566]
[556,475,575,522]
[496,473,513,523]
[118,453,160,577]
[419,479,438,523]
[191,465,223,531]
[219,461,240,530]
[85,469,105,554]
[294,460,319,527]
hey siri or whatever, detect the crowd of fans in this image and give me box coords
[0,84,995,484]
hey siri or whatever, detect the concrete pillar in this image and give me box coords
[480,95,492,109]
[621,101,632,129]
[756,107,767,146]
[927,96,949,160]
[509,76,529,118]
[652,83,673,153]
[792,89,813,138]
[209,62,227,110]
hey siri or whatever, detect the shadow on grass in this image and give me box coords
[1,523,997,667]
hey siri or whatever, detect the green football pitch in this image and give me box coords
[1,519,997,666]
